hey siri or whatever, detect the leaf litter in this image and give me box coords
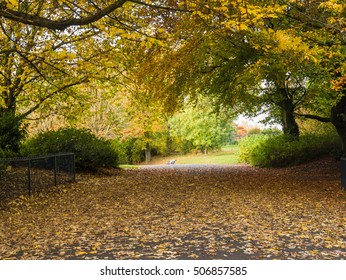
[0,157,345,260]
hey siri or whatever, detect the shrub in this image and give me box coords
[111,138,145,164]
[0,112,27,153]
[22,128,118,171]
[239,133,340,167]
[248,127,262,135]
[0,148,18,159]
[238,134,270,164]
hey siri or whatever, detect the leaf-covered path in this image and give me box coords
[1,157,345,260]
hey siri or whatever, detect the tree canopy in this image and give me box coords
[1,0,346,154]
[129,0,345,145]
[170,96,234,154]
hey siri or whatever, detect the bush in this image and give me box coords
[0,111,27,153]
[0,148,18,159]
[239,133,340,167]
[22,128,118,171]
[111,138,145,164]
[238,134,270,164]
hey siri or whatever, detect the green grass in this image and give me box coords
[119,164,141,169]
[141,144,240,166]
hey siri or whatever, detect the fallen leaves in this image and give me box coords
[0,157,345,260]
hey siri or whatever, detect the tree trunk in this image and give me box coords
[277,88,300,137]
[165,125,173,155]
[331,92,346,154]
[145,142,152,162]
[281,106,300,137]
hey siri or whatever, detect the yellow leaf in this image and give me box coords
[238,23,249,31]
[75,251,88,256]
[5,0,17,9]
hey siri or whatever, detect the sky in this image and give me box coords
[235,114,282,129]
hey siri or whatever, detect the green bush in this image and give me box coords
[238,134,270,164]
[0,111,27,153]
[239,133,340,167]
[111,138,145,164]
[22,128,118,171]
[0,148,18,159]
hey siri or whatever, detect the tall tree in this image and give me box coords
[0,18,91,151]
[135,0,342,142]
[0,2,148,150]
[2,0,344,152]
[170,97,235,154]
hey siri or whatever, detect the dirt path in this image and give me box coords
[0,157,345,260]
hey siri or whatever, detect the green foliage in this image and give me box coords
[0,111,27,153]
[248,127,262,135]
[260,128,282,136]
[111,138,145,165]
[178,139,195,155]
[170,99,235,154]
[22,128,118,171]
[0,147,18,159]
[239,133,340,167]
[238,134,270,164]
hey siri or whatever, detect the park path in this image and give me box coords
[139,163,249,170]
[0,157,345,260]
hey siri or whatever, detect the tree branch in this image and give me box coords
[0,0,128,30]
[129,0,191,13]
[0,1,192,30]
[294,113,331,123]
[19,78,88,120]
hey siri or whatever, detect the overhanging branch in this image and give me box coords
[129,0,191,13]
[295,113,331,123]
[0,0,128,30]
[19,78,88,120]
[0,0,190,30]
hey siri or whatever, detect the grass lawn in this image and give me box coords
[140,144,240,166]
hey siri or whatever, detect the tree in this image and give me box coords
[0,1,189,30]
[170,97,235,154]
[292,0,346,150]
[0,18,93,152]
[120,80,169,162]
[0,0,191,153]
[242,30,331,137]
[2,0,345,154]
[52,80,129,139]
[135,0,343,142]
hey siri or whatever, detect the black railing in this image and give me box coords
[0,153,75,206]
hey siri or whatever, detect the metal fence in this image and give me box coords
[0,153,75,207]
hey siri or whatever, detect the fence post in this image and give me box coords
[54,155,58,186]
[27,158,31,196]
